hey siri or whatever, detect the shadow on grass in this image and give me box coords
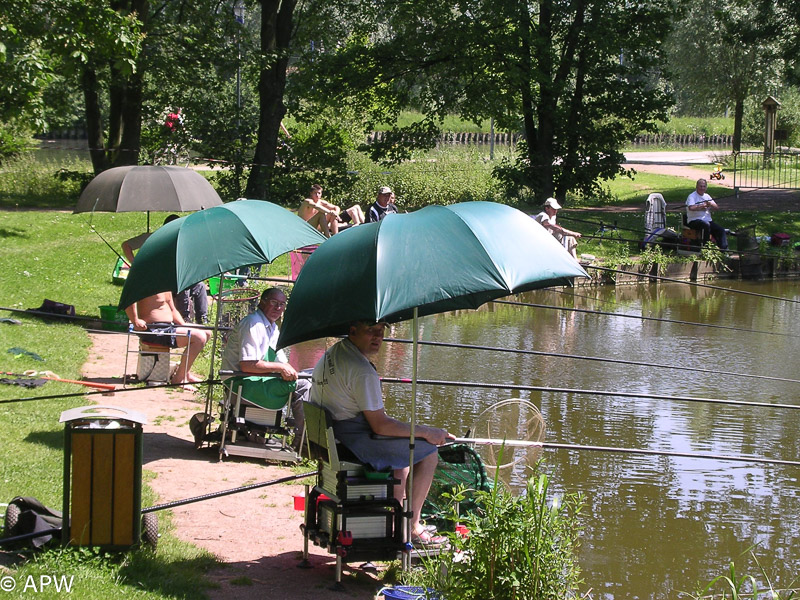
[119,550,220,600]
[0,226,29,239]
[25,429,64,451]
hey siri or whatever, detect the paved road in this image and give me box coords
[623,150,730,165]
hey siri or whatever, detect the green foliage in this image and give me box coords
[406,471,584,600]
[343,146,507,211]
[293,0,674,201]
[0,122,35,163]
[267,119,359,205]
[0,153,90,209]
[742,86,800,149]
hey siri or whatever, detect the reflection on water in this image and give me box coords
[289,278,800,597]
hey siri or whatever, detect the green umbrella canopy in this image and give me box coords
[118,199,326,309]
[277,201,588,349]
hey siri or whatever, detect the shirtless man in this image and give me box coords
[298,184,364,237]
[125,292,211,388]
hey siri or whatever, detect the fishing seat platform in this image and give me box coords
[299,402,406,584]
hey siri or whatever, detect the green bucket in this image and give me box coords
[99,305,129,332]
[209,275,238,296]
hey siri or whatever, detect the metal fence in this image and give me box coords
[733,151,800,190]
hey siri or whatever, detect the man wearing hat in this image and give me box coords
[534,197,582,258]
[367,186,398,223]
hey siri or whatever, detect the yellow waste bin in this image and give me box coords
[60,406,152,550]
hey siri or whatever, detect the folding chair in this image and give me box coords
[216,373,300,463]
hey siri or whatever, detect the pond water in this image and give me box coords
[291,278,800,598]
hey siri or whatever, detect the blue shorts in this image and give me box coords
[332,413,438,471]
[140,322,178,348]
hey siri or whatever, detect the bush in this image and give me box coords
[342,147,508,212]
[406,471,585,600]
[0,122,35,164]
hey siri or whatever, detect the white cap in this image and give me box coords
[544,197,562,210]
[379,186,392,195]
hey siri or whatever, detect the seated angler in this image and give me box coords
[310,320,454,547]
[124,291,210,389]
[220,287,311,451]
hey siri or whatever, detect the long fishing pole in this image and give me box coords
[491,298,797,338]
[383,337,800,385]
[142,471,317,513]
[453,437,800,468]
[79,212,130,266]
[588,264,800,304]
[377,376,800,412]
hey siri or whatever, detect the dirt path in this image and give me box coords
[82,331,382,600]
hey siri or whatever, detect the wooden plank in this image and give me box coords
[69,433,93,545]
[112,434,135,546]
[90,434,114,546]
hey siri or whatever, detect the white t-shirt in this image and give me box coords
[221,309,287,374]
[686,191,712,224]
[534,211,555,228]
[310,338,383,421]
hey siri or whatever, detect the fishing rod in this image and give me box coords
[377,376,800,413]
[452,437,800,468]
[0,306,228,333]
[79,212,130,266]
[588,264,800,305]
[491,298,797,338]
[142,471,317,514]
[0,378,219,404]
[383,337,800,385]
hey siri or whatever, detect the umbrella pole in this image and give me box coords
[202,274,227,438]
[403,308,419,570]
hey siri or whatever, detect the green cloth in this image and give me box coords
[224,346,296,410]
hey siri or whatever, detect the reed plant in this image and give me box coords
[405,470,585,600]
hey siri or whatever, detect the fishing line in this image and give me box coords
[384,337,800,384]
[377,376,800,412]
[491,298,795,338]
[452,438,800,468]
[588,265,800,304]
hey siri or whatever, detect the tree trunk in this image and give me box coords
[733,97,743,153]
[82,67,110,175]
[246,0,298,200]
[530,0,555,200]
[117,67,143,166]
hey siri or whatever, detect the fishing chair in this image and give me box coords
[299,402,405,586]
[215,371,300,463]
[124,327,190,387]
[680,213,705,251]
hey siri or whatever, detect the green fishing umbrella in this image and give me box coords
[277,201,588,349]
[118,199,326,310]
[275,201,588,557]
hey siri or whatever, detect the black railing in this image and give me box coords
[733,151,800,190]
